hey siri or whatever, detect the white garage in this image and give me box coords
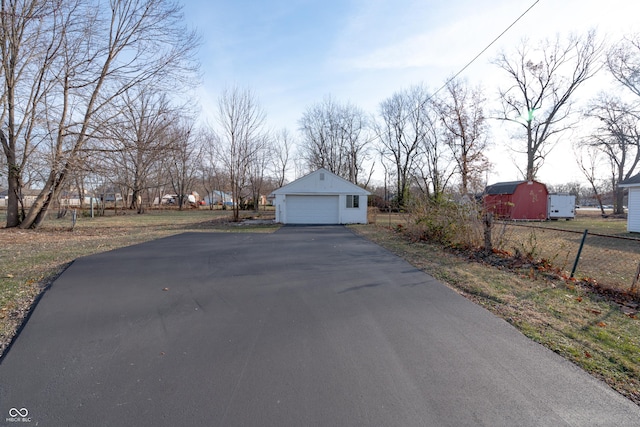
[620,173,640,233]
[271,168,370,225]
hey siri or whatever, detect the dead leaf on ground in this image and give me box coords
[162,287,169,291]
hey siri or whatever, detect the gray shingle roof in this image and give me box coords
[484,181,526,195]
[619,173,640,186]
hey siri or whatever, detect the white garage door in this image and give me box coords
[286,195,339,224]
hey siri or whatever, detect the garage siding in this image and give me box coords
[628,187,640,233]
[286,195,339,224]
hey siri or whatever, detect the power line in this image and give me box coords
[373,0,541,146]
[430,0,541,99]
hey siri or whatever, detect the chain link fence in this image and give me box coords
[491,223,640,293]
[368,208,640,295]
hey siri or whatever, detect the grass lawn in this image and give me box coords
[528,209,630,236]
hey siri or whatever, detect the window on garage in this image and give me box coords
[346,195,359,208]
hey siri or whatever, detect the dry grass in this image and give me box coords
[492,224,639,292]
[351,224,640,406]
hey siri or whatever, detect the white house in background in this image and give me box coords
[270,168,370,224]
[620,173,640,233]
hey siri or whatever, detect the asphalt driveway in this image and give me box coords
[1,226,638,426]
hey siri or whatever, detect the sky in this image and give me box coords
[180,0,640,187]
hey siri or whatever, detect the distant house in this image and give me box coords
[619,173,640,233]
[0,189,42,208]
[484,180,549,220]
[270,168,370,224]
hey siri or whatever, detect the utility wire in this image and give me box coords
[429,0,541,100]
[371,0,541,147]
[381,0,541,131]
[360,1,541,146]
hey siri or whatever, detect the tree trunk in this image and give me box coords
[615,185,625,215]
[526,122,535,181]
[19,166,67,229]
[6,171,21,227]
[3,128,20,227]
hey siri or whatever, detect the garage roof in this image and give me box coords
[619,173,640,187]
[271,168,370,196]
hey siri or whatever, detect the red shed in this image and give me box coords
[484,180,548,220]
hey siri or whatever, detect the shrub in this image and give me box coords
[404,197,484,248]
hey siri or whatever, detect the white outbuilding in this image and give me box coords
[270,168,370,224]
[620,173,640,233]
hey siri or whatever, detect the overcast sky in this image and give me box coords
[181,0,640,186]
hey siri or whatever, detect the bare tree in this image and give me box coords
[8,0,199,229]
[95,88,179,213]
[413,95,455,202]
[298,96,371,184]
[604,33,640,213]
[548,181,583,197]
[271,128,293,188]
[341,103,372,185]
[582,94,640,214]
[214,86,268,221]
[0,0,63,227]
[375,85,429,209]
[299,97,338,174]
[247,134,271,210]
[575,144,608,214]
[607,33,640,98]
[436,78,490,195]
[167,123,201,211]
[200,130,227,209]
[493,31,602,181]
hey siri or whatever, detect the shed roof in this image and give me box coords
[484,181,527,195]
[619,173,640,187]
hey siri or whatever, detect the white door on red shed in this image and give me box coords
[285,195,339,224]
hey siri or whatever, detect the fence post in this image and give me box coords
[570,229,588,279]
[631,262,640,293]
[483,212,493,254]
